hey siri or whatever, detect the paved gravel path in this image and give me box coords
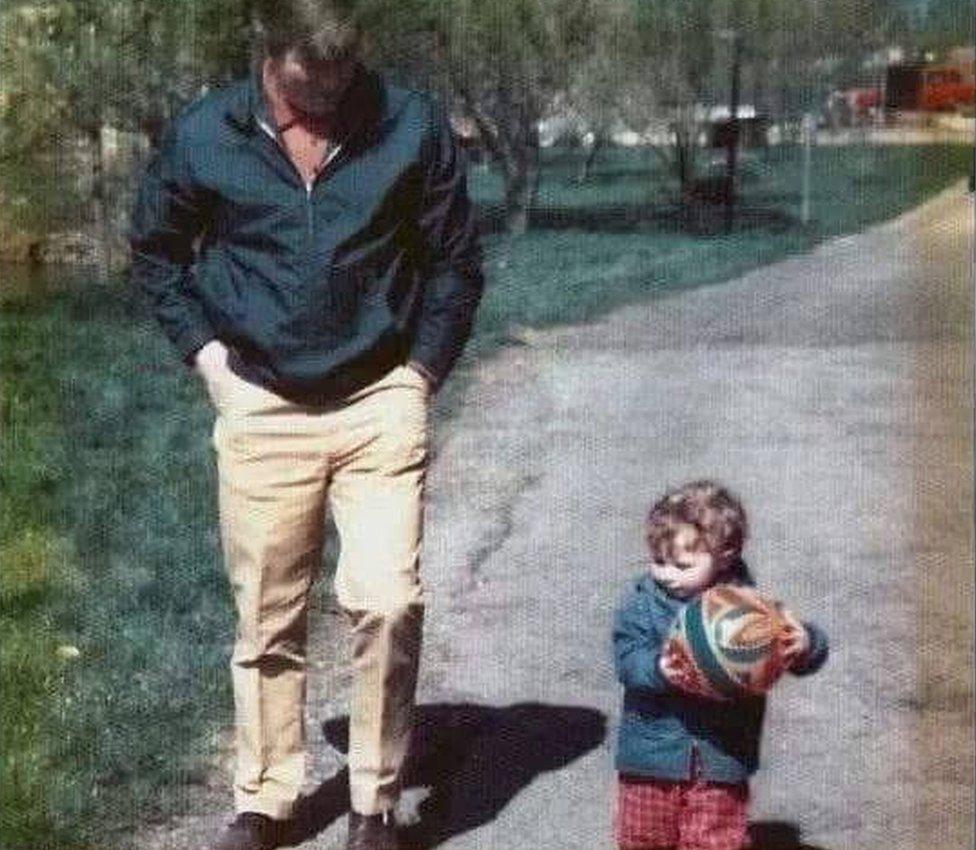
[142,181,973,850]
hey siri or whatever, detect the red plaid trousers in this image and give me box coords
[614,773,750,850]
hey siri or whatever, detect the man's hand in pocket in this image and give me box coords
[194,340,230,408]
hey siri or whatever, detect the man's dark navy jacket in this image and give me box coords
[130,67,484,401]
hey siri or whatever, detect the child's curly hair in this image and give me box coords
[646,481,748,567]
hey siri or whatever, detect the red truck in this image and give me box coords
[885,61,975,111]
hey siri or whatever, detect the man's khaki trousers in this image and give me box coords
[210,363,428,820]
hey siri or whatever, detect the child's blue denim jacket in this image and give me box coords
[613,562,829,784]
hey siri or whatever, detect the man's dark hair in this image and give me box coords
[253,0,362,62]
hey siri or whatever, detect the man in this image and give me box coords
[129,2,483,848]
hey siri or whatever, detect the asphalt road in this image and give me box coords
[142,180,973,850]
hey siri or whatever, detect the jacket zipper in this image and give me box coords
[257,117,343,243]
[305,183,313,238]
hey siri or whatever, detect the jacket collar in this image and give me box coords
[224,61,386,150]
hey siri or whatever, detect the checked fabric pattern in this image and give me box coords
[614,774,750,850]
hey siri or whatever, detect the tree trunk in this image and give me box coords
[671,102,700,199]
[529,131,542,206]
[724,35,742,234]
[504,160,533,235]
[452,86,538,235]
[498,121,537,236]
[88,125,112,274]
[675,128,696,196]
[578,134,604,183]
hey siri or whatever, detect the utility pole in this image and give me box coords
[801,112,814,225]
[724,31,742,234]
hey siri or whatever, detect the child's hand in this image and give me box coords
[659,644,725,700]
[780,608,811,669]
[659,647,692,689]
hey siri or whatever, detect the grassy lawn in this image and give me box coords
[2,285,233,848]
[0,142,970,848]
[468,143,972,347]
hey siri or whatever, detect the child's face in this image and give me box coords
[649,525,724,599]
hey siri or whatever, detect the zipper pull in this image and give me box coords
[306,184,313,237]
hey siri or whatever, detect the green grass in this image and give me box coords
[467,143,972,347]
[2,288,233,848]
[0,142,970,849]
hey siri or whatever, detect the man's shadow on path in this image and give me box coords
[748,821,828,850]
[282,701,606,848]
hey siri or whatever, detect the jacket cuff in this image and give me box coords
[791,621,829,676]
[407,340,449,388]
[175,324,217,368]
[406,359,439,392]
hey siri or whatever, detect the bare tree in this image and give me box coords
[562,0,636,183]
[372,0,605,233]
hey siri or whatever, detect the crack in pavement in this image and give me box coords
[459,471,543,590]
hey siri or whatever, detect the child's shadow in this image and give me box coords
[283,701,606,848]
[749,821,828,850]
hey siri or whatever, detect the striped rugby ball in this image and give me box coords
[663,584,788,700]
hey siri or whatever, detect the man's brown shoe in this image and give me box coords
[212,812,279,850]
[346,809,398,850]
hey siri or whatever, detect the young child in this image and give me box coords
[612,481,828,850]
